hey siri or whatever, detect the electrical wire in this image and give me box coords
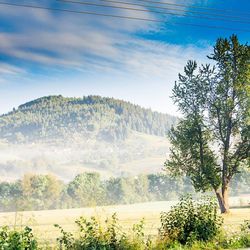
[134,0,250,15]
[0,1,250,32]
[57,0,250,24]
[98,0,250,21]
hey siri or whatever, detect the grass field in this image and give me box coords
[0,200,249,244]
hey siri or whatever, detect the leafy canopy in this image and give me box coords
[165,35,250,194]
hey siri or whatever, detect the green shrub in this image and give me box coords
[75,213,126,249]
[219,220,250,249]
[219,233,250,249]
[0,226,38,250]
[153,239,224,250]
[55,213,148,250]
[54,224,75,249]
[159,196,223,244]
[241,220,250,233]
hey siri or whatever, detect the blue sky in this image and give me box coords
[0,0,249,115]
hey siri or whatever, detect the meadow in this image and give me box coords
[0,199,249,245]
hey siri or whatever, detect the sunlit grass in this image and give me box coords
[0,200,249,244]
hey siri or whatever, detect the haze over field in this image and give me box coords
[0,95,176,181]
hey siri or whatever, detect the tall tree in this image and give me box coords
[165,35,250,213]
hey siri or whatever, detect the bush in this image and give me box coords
[75,213,127,249]
[0,226,38,250]
[159,196,223,244]
[55,213,148,250]
[241,220,250,234]
[219,220,250,249]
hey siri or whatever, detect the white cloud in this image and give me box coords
[0,0,213,115]
[0,13,209,78]
[0,0,199,72]
[0,63,27,85]
[0,63,25,75]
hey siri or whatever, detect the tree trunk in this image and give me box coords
[222,185,230,212]
[215,190,230,214]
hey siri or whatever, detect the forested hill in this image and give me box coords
[0,95,177,143]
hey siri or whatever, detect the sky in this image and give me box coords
[0,0,250,115]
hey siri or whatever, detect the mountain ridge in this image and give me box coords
[0,95,177,144]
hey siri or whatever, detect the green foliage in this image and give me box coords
[54,224,74,249]
[217,221,250,249]
[55,213,148,250]
[0,95,177,143]
[165,35,250,213]
[230,168,250,196]
[159,196,223,244]
[147,174,194,200]
[105,175,151,204]
[0,181,22,211]
[241,220,250,233]
[0,207,250,249]
[166,118,220,192]
[20,174,63,211]
[0,226,38,250]
[52,210,249,249]
[1,172,250,212]
[220,234,250,249]
[66,172,105,207]
[1,173,193,212]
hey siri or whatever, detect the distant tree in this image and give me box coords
[0,181,22,211]
[104,175,149,204]
[165,35,250,213]
[67,173,105,207]
[230,167,250,196]
[147,174,193,201]
[21,174,63,210]
[104,177,124,204]
[14,132,25,143]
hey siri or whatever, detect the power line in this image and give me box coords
[98,0,250,21]
[57,0,250,24]
[134,0,250,16]
[0,2,250,33]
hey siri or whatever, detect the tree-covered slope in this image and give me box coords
[0,95,177,143]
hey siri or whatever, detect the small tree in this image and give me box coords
[159,196,223,244]
[165,35,250,213]
[67,172,105,207]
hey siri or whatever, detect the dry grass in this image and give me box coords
[222,207,250,233]
[0,200,249,243]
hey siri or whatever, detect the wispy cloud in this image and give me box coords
[0,0,204,72]
[0,63,27,84]
[0,1,209,79]
[0,0,213,115]
[0,63,25,75]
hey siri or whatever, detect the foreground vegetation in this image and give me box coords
[0,197,249,249]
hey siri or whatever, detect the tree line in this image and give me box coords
[0,170,249,212]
